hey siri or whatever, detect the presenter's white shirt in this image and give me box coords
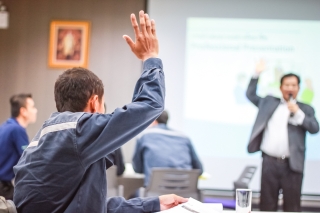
[260,98,305,158]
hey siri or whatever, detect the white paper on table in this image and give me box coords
[154,197,221,213]
[202,203,223,212]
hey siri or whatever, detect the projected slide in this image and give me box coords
[184,18,320,159]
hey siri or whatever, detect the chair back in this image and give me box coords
[145,168,201,200]
[233,166,257,189]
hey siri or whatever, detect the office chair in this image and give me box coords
[233,166,257,189]
[139,168,201,200]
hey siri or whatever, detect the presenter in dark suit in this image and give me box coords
[246,60,319,212]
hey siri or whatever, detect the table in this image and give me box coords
[118,163,145,198]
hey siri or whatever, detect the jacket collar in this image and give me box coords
[154,123,168,130]
[8,117,19,125]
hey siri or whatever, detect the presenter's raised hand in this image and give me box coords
[123,10,158,61]
[159,194,188,211]
[255,59,266,74]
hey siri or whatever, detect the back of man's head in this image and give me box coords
[10,94,32,118]
[156,110,169,124]
[54,67,104,112]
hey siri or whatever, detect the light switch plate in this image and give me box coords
[0,11,9,29]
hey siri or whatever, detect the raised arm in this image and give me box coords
[246,59,265,107]
[77,11,165,168]
[77,58,165,168]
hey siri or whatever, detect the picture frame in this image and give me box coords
[48,20,90,68]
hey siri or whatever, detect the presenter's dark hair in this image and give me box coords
[54,67,104,112]
[156,110,169,124]
[280,73,300,85]
[10,94,32,118]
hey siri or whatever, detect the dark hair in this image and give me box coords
[54,67,104,112]
[156,110,169,124]
[280,73,300,85]
[10,94,32,118]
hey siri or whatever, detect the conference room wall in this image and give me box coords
[0,0,146,162]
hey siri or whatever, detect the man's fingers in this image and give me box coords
[123,35,135,50]
[130,14,140,39]
[174,195,189,203]
[159,195,188,211]
[151,19,157,37]
[139,10,147,36]
[145,14,152,35]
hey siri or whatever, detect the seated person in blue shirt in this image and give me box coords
[13,11,187,213]
[132,110,203,187]
[0,93,37,200]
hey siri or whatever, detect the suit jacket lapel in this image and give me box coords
[251,97,280,140]
[264,98,281,120]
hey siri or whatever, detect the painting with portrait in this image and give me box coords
[48,21,90,68]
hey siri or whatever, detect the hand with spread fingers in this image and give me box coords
[123,10,159,61]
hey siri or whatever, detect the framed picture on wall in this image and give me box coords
[48,21,90,68]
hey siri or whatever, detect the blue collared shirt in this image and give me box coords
[0,118,28,181]
[13,58,165,213]
[132,124,203,186]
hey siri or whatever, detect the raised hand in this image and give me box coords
[255,59,266,74]
[123,10,159,61]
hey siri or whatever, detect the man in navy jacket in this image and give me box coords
[13,11,187,213]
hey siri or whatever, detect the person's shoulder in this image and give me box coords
[298,102,315,112]
[136,128,157,141]
[46,111,104,128]
[3,118,22,129]
[261,95,280,103]
[2,121,26,136]
[265,95,279,101]
[78,112,111,122]
[138,127,189,140]
[167,128,189,139]
[51,111,86,122]
[76,113,112,131]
